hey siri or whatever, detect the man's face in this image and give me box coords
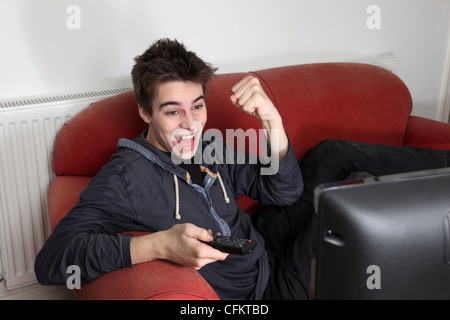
[139,80,207,160]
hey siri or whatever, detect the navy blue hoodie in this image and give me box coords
[35,130,303,299]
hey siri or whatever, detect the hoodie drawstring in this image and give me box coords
[172,172,230,220]
[173,174,181,220]
[217,172,230,204]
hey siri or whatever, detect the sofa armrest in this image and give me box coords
[74,258,219,300]
[48,178,219,300]
[403,116,450,150]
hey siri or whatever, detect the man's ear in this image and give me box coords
[138,105,152,124]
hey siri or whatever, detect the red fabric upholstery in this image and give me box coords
[48,176,92,228]
[403,115,450,150]
[48,63,450,299]
[75,261,218,300]
[53,91,146,177]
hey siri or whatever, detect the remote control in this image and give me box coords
[202,235,257,255]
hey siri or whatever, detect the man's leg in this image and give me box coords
[256,139,450,299]
[260,215,314,300]
[299,139,450,211]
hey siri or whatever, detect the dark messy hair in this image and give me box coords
[131,38,218,116]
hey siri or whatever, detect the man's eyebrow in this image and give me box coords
[192,95,205,104]
[159,95,205,110]
[159,101,180,109]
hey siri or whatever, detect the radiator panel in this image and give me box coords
[0,88,131,289]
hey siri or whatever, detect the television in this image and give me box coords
[312,167,450,299]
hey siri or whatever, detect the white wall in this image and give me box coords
[1,0,449,121]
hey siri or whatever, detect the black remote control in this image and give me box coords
[202,235,257,255]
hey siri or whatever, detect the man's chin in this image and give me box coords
[178,150,195,160]
[170,145,199,162]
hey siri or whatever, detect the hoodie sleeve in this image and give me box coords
[34,165,135,286]
[226,137,303,206]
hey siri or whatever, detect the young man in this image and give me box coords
[35,38,304,299]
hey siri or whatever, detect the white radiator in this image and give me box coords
[0,88,132,289]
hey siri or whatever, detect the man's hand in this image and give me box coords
[230,76,289,161]
[230,75,280,123]
[130,223,228,270]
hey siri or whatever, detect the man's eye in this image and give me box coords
[167,111,178,116]
[193,105,203,110]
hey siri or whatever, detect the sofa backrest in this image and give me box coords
[53,63,412,176]
[204,63,413,161]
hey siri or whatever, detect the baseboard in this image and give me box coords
[0,282,76,300]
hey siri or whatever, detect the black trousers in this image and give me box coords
[253,139,450,300]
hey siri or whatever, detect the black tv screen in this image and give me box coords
[313,168,450,299]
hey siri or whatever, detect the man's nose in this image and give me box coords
[180,110,195,131]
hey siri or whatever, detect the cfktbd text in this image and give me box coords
[180,303,269,317]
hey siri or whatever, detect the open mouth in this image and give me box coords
[176,133,196,150]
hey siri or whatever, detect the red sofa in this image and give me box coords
[47,62,450,299]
